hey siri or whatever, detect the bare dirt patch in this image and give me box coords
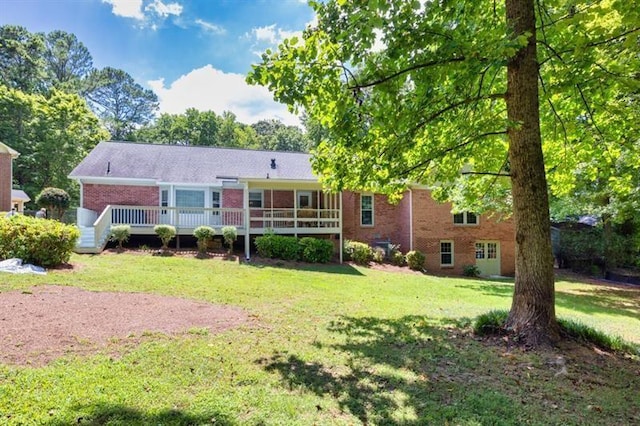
[0,285,249,366]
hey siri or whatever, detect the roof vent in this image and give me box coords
[270,158,276,169]
[106,161,111,175]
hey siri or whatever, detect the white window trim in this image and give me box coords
[175,188,206,208]
[249,190,263,208]
[440,240,454,267]
[453,211,479,226]
[297,191,313,209]
[360,193,374,227]
[211,189,222,208]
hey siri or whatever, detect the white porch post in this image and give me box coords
[409,188,414,251]
[293,189,298,237]
[244,182,250,259]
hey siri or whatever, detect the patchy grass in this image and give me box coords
[0,254,639,425]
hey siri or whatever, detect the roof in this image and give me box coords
[11,189,30,201]
[0,142,19,159]
[69,141,317,184]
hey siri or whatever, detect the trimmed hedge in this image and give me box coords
[255,235,335,263]
[406,250,426,271]
[344,240,374,265]
[299,237,334,263]
[154,224,176,249]
[0,215,79,267]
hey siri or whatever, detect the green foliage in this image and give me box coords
[35,187,70,220]
[153,224,176,250]
[463,264,481,277]
[406,250,426,271]
[373,246,385,264]
[558,318,638,356]
[0,214,79,266]
[299,237,334,263]
[221,226,237,254]
[109,224,130,250]
[474,310,509,336]
[558,227,634,273]
[193,226,215,254]
[344,240,374,265]
[390,250,406,267]
[255,234,300,261]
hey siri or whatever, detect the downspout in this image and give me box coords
[244,182,250,260]
[409,188,414,251]
[339,191,343,263]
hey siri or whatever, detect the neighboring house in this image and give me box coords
[69,141,515,276]
[0,142,22,213]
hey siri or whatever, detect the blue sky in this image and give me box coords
[0,0,315,125]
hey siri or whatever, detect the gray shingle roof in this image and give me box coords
[69,141,317,184]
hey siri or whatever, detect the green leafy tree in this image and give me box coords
[0,25,46,93]
[35,187,70,220]
[43,30,93,93]
[252,119,310,152]
[85,67,158,140]
[248,0,640,345]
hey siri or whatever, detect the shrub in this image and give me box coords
[255,234,300,261]
[109,225,131,251]
[154,224,176,249]
[0,215,79,267]
[344,240,374,265]
[299,237,334,263]
[406,250,425,271]
[474,310,508,336]
[193,226,216,254]
[35,187,70,220]
[373,247,385,263]
[391,250,406,266]
[463,264,481,277]
[221,226,238,254]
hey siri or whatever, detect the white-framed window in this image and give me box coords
[211,190,221,208]
[249,190,263,208]
[360,194,374,226]
[297,191,312,209]
[176,189,205,208]
[440,240,454,266]
[453,211,478,225]
[160,189,169,214]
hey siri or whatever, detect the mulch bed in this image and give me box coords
[0,285,249,366]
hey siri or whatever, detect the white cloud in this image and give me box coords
[195,19,226,35]
[102,0,144,20]
[250,24,302,46]
[148,65,299,126]
[145,0,183,17]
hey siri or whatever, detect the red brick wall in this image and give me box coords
[223,188,243,208]
[411,189,515,276]
[342,189,515,276]
[341,191,411,248]
[0,153,11,211]
[264,190,295,208]
[83,184,159,213]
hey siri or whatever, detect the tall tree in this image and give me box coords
[0,25,45,93]
[43,30,93,93]
[85,67,158,140]
[249,0,640,345]
[252,119,310,152]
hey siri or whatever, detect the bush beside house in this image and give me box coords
[0,215,79,266]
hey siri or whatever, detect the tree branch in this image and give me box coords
[347,56,468,90]
[462,171,511,176]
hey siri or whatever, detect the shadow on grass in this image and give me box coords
[243,260,365,276]
[258,315,519,425]
[45,403,234,425]
[455,280,640,321]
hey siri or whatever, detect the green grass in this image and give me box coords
[0,253,639,425]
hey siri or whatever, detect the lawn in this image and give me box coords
[0,253,638,425]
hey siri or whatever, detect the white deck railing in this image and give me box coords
[110,205,245,229]
[250,208,340,230]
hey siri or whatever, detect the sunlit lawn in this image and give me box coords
[0,253,638,425]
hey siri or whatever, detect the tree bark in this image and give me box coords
[505,0,560,345]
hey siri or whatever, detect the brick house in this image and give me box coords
[69,141,515,276]
[0,142,30,214]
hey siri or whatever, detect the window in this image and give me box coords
[211,191,221,208]
[298,191,312,209]
[453,211,478,225]
[440,241,454,266]
[160,189,168,214]
[487,242,497,259]
[475,243,485,259]
[249,190,263,208]
[360,194,373,226]
[176,189,204,208]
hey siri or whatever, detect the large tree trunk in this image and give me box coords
[505,0,560,345]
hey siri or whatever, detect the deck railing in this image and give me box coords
[110,205,245,229]
[250,208,340,230]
